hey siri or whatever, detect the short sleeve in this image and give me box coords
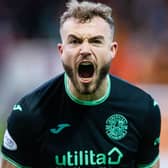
[1,98,32,168]
[137,97,161,167]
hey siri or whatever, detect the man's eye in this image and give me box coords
[91,39,102,44]
[69,39,81,44]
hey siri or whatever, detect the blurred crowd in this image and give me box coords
[0,0,168,83]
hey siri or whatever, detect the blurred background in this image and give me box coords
[0,0,168,166]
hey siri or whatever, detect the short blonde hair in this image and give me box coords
[60,0,115,35]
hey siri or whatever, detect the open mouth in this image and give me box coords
[78,62,95,78]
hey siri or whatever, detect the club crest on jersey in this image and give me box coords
[105,114,128,140]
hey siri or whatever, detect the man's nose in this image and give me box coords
[79,41,91,56]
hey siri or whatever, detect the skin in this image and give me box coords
[58,17,117,101]
[154,161,160,168]
[1,16,160,168]
[1,159,15,168]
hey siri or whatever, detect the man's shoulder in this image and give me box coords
[24,73,64,102]
[109,74,161,128]
[109,74,152,102]
[11,73,64,115]
[7,73,65,129]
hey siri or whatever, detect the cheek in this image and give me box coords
[62,53,70,61]
[64,46,81,62]
[61,47,72,61]
[97,49,112,64]
[61,50,76,67]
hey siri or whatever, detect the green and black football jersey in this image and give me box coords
[1,73,161,168]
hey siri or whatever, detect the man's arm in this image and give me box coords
[1,99,33,168]
[1,159,16,168]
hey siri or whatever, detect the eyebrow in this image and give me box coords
[67,34,105,41]
[89,36,105,41]
[67,34,81,40]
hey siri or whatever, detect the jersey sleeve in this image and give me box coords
[1,98,32,168]
[137,97,161,167]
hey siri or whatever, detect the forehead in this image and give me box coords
[60,17,112,39]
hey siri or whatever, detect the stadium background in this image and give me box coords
[0,0,168,166]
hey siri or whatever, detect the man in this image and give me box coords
[1,0,161,167]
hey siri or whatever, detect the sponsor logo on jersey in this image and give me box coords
[13,104,22,111]
[105,114,128,140]
[55,147,123,166]
[3,129,17,151]
[50,123,71,134]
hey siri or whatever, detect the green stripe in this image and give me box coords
[64,73,111,106]
[1,152,32,168]
[138,155,159,168]
[154,137,160,146]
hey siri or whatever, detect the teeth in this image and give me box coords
[80,62,92,66]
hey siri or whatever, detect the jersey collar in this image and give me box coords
[64,73,111,106]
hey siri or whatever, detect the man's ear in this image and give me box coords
[57,43,63,56]
[111,41,118,59]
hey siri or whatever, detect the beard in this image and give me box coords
[62,61,111,95]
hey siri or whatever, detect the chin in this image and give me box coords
[79,89,95,95]
[77,83,98,95]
